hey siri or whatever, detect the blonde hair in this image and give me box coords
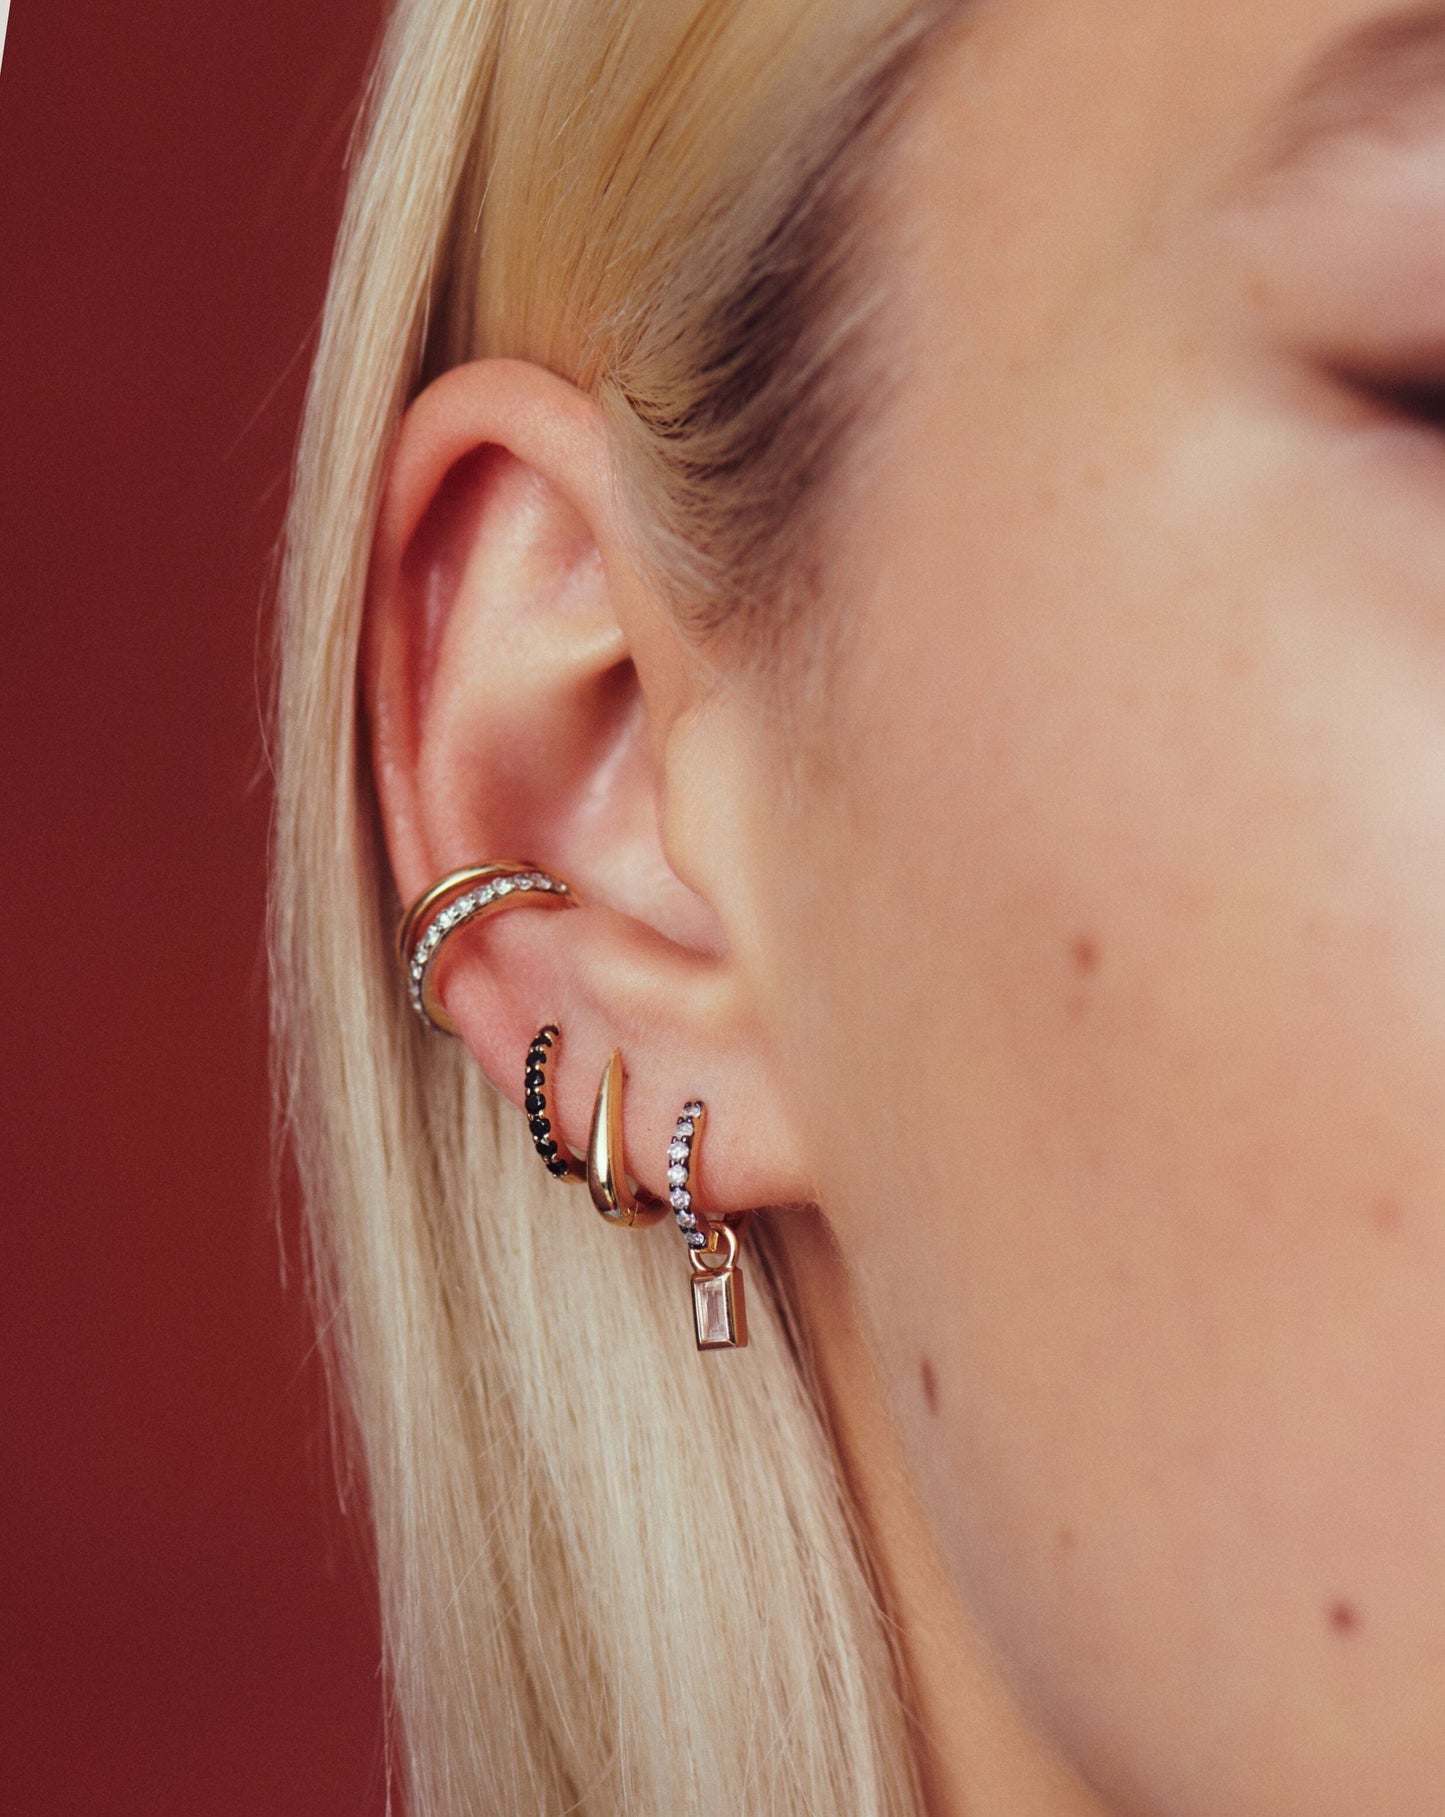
[272,0,956,1810]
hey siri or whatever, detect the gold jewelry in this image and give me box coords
[396,861,578,1034]
[666,1098,749,1349]
[586,1050,668,1228]
[400,864,750,1353]
[524,1024,585,1182]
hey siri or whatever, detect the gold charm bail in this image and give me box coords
[586,1050,667,1227]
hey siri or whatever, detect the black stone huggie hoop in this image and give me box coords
[525,1024,585,1182]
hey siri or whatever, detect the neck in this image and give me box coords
[777,1209,1115,1817]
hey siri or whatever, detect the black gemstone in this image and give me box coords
[546,1157,571,1177]
[524,1091,545,1115]
[529,1115,551,1139]
[535,1028,555,1046]
[537,1138,558,1160]
[524,1069,545,1092]
[527,1054,548,1073]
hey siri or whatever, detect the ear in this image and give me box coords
[364,358,808,1212]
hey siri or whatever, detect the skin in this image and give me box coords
[367,2,1445,1810]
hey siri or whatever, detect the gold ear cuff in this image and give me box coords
[396,861,577,1035]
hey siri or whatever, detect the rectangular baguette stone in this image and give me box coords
[692,1267,746,1349]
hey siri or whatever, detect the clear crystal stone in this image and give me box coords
[667,1164,687,1187]
[671,1188,691,1212]
[517,876,534,889]
[683,1100,703,1118]
[674,1119,693,1139]
[667,1140,689,1162]
[693,1271,733,1342]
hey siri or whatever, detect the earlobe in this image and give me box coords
[364,355,814,1223]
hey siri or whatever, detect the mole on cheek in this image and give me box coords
[1070,932,1101,977]
[1065,932,1102,1019]
[920,1356,940,1415]
[1328,1599,1361,1636]
[1370,1195,1403,1235]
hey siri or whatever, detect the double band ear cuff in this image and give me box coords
[524,1025,584,1181]
[396,861,577,1035]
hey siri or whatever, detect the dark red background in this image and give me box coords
[0,5,390,1810]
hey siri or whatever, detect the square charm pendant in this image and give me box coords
[692,1264,748,1350]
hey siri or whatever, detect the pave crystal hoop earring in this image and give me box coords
[524,1024,584,1182]
[395,861,578,1035]
[586,1050,668,1228]
[668,1099,749,1350]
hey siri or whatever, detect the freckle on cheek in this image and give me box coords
[1056,1525,1077,1554]
[920,1356,939,1415]
[1328,1599,1361,1635]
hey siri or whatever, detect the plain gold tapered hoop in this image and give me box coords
[586,1050,668,1228]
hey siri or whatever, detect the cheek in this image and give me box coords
[756,410,1445,1809]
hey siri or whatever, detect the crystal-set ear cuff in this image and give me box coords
[395,861,577,1035]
